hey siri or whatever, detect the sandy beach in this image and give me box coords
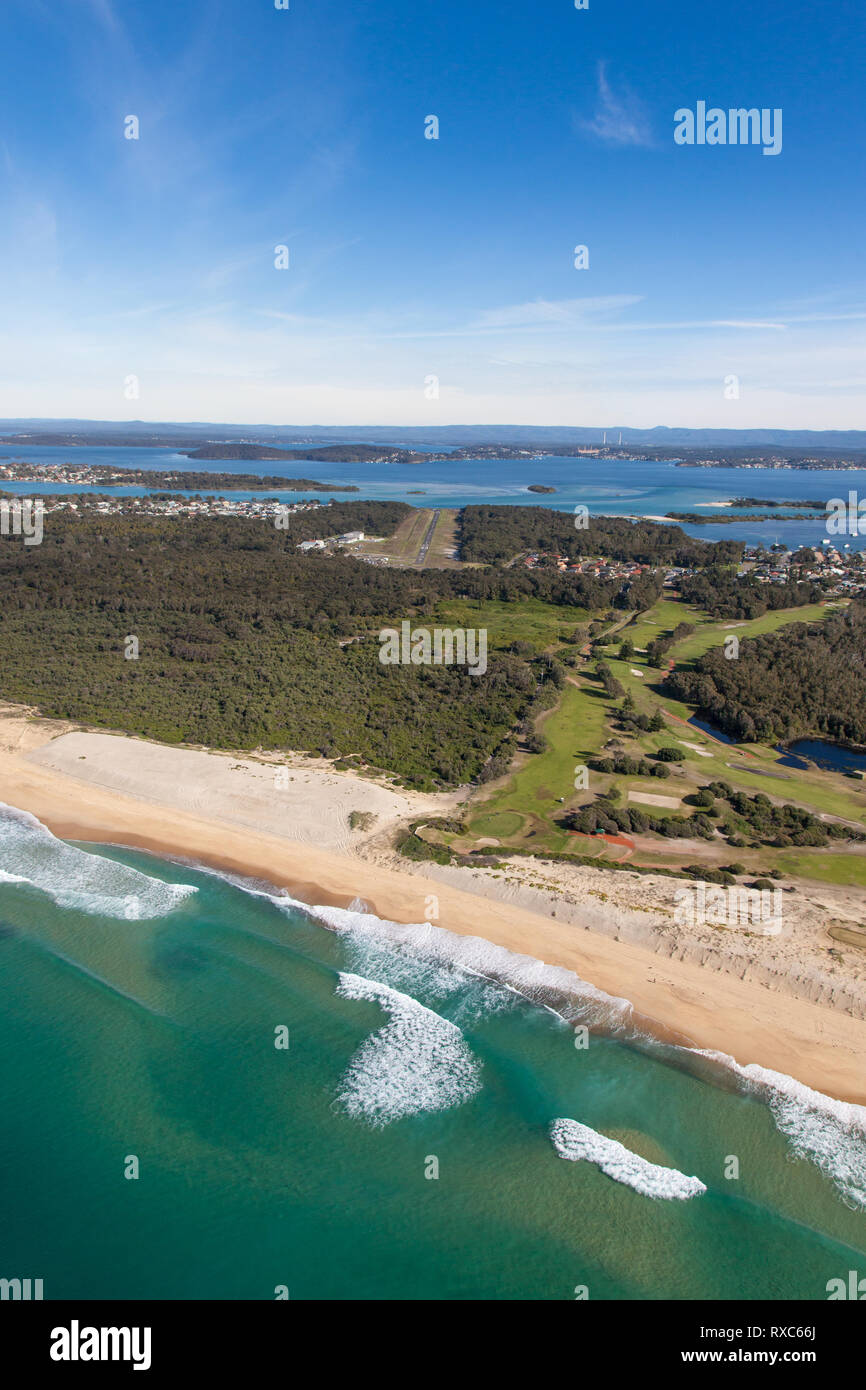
[2,703,866,1103]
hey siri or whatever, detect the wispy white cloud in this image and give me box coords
[101,302,178,321]
[471,295,643,330]
[591,318,788,332]
[782,310,866,325]
[576,62,654,148]
[706,319,786,330]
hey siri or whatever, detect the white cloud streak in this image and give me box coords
[576,62,654,148]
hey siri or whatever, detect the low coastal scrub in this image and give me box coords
[476,846,693,881]
[421,816,469,835]
[716,788,864,847]
[395,831,452,865]
[589,755,671,778]
[561,781,861,849]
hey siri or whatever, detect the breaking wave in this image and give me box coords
[302,901,866,1208]
[335,971,482,1126]
[281,896,632,1031]
[551,1118,707,1200]
[207,880,866,1206]
[0,802,196,920]
[697,1051,866,1211]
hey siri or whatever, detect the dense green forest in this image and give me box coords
[265,499,410,540]
[0,511,561,788]
[665,602,866,744]
[677,568,827,617]
[69,468,357,492]
[1,502,857,786]
[0,506,727,784]
[458,505,744,566]
[183,443,417,463]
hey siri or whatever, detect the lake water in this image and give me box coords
[776,739,866,774]
[688,716,735,744]
[2,443,865,550]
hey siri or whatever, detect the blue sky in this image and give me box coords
[0,0,863,427]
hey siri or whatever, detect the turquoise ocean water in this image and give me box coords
[0,803,865,1300]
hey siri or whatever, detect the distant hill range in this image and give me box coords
[2,420,866,472]
[2,419,866,451]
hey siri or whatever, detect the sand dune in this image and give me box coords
[26,728,449,854]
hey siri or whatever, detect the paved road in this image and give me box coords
[415,511,438,565]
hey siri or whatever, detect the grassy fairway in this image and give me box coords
[434,597,588,650]
[602,596,866,825]
[774,851,866,887]
[609,598,837,667]
[663,601,837,665]
[465,593,866,877]
[617,600,686,649]
[469,679,608,851]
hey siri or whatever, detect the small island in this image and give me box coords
[527,484,556,494]
[666,510,823,525]
[730,497,827,509]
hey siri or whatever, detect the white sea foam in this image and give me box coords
[307,903,866,1208]
[279,896,633,1031]
[0,802,196,920]
[335,971,482,1126]
[551,1118,707,1200]
[196,873,516,1022]
[343,935,510,1024]
[210,878,866,1205]
[696,1050,866,1210]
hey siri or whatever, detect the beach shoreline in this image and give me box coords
[5,805,866,1101]
[1,706,865,1104]
[37,811,866,1102]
